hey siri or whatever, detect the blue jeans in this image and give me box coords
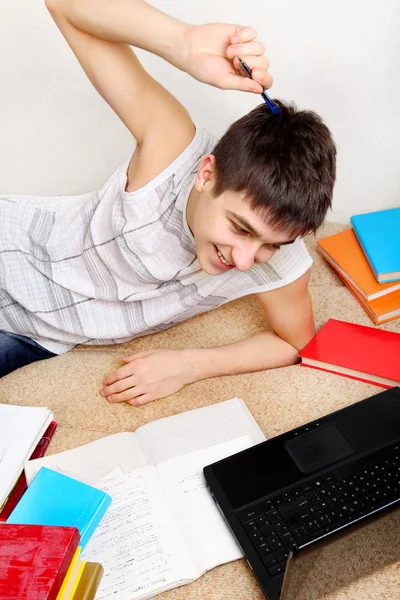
[0,331,56,378]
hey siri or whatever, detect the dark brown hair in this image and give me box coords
[212,100,336,236]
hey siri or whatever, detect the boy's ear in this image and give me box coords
[194,154,216,192]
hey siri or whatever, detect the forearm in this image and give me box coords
[47,0,187,66]
[184,331,300,384]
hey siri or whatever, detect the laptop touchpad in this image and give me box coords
[285,423,355,474]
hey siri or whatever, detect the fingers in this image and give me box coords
[230,25,258,45]
[223,73,264,94]
[221,56,273,94]
[126,394,153,407]
[227,41,266,60]
[101,373,137,400]
[234,55,273,91]
[107,385,143,404]
[122,350,155,363]
[227,37,273,92]
[102,377,154,406]
[103,363,133,387]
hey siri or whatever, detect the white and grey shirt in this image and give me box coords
[0,128,312,354]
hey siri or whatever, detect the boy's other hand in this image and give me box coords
[181,24,272,94]
[100,349,193,406]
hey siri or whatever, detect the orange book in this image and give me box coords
[317,229,400,301]
[335,269,400,324]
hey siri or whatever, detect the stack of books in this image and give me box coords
[0,524,104,600]
[318,207,400,324]
[2,466,111,599]
[0,403,111,598]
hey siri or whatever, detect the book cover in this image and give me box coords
[335,269,400,324]
[299,319,400,387]
[71,562,104,600]
[351,208,400,283]
[0,421,58,522]
[317,228,400,301]
[7,468,112,549]
[0,524,80,600]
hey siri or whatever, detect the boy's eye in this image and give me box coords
[231,222,248,235]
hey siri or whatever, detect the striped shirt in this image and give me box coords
[0,128,312,354]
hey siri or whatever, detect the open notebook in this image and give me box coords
[25,398,265,600]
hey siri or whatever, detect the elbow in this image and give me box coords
[295,327,316,353]
[287,344,301,366]
[44,0,56,12]
[45,0,66,17]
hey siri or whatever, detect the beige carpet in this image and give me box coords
[1,222,399,599]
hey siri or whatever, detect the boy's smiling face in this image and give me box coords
[186,155,297,275]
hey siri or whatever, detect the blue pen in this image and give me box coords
[237,57,280,115]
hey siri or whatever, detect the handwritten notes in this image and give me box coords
[157,436,251,574]
[81,467,193,600]
[81,437,252,599]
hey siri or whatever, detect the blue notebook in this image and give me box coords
[7,467,111,549]
[351,207,400,283]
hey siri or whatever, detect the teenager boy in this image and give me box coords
[0,0,336,405]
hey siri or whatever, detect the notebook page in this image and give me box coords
[157,436,252,577]
[81,467,195,600]
[25,432,147,486]
[0,405,52,505]
[136,398,266,465]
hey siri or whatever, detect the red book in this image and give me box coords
[0,421,58,522]
[299,319,400,388]
[0,524,80,600]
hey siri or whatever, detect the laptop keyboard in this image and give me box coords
[238,442,400,577]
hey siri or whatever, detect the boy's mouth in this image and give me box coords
[214,245,235,269]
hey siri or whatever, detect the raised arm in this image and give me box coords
[45,0,272,189]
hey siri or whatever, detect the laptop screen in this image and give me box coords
[281,508,400,600]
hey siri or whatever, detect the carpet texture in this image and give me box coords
[1,222,399,599]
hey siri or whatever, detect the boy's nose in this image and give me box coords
[232,244,258,272]
[233,244,276,271]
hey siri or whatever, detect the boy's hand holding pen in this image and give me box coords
[180,23,272,94]
[236,57,280,115]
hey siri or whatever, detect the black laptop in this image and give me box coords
[204,387,400,599]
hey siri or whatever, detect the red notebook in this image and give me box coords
[0,421,58,522]
[299,319,400,388]
[0,524,80,600]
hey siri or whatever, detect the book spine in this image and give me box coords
[55,547,82,600]
[72,563,104,600]
[31,421,58,459]
[49,528,81,600]
[77,493,112,549]
[69,560,86,598]
[351,219,380,282]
